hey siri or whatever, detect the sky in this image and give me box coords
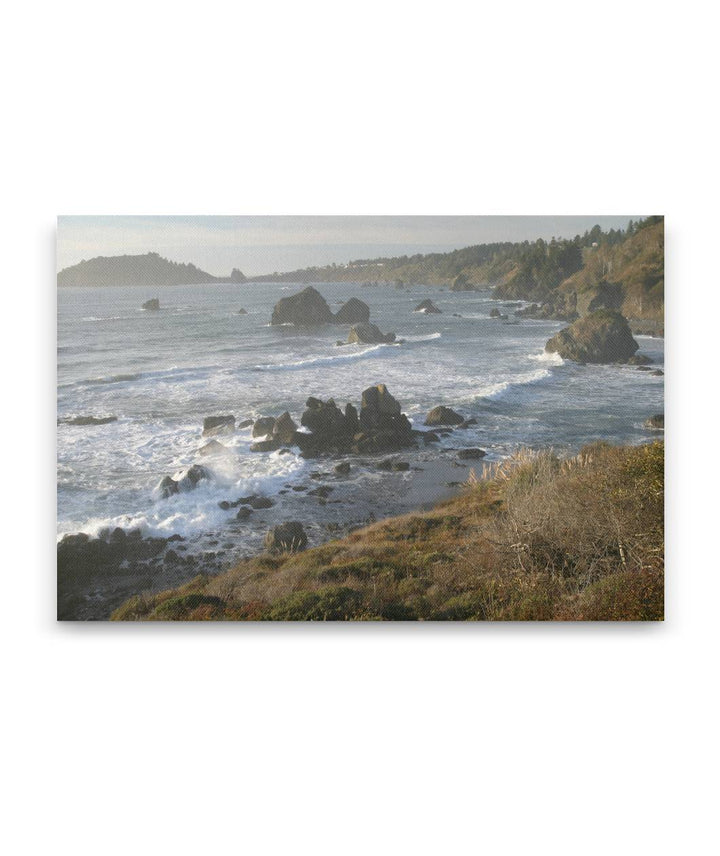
[57,215,642,277]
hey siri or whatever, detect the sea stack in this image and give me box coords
[270,286,334,325]
[545,310,640,364]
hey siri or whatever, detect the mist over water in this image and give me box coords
[57,281,664,551]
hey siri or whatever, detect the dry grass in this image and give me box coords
[111,441,664,621]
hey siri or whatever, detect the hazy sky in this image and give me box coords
[57,215,641,276]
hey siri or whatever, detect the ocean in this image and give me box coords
[57,281,664,614]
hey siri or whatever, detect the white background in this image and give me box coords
[2,1,718,854]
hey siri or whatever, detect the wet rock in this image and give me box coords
[264,522,308,554]
[273,411,298,445]
[414,299,442,314]
[489,308,502,318]
[237,419,254,429]
[252,416,276,437]
[457,448,486,460]
[157,475,180,498]
[393,461,410,471]
[347,323,396,345]
[335,462,351,475]
[650,369,664,376]
[199,439,229,457]
[545,310,639,364]
[271,286,334,325]
[344,403,359,433]
[248,496,274,509]
[425,405,464,426]
[644,414,664,430]
[236,506,253,520]
[236,307,248,315]
[202,415,235,436]
[300,397,349,437]
[335,297,370,324]
[250,439,280,452]
[179,464,211,490]
[361,383,401,416]
[59,415,118,426]
[142,298,160,310]
[627,354,653,366]
[308,485,334,498]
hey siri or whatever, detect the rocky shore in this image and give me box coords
[57,284,663,620]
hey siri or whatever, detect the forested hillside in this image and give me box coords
[57,252,224,287]
[252,217,664,323]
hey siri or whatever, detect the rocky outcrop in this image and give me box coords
[545,310,639,364]
[156,465,210,497]
[335,297,370,324]
[58,415,118,426]
[236,307,248,315]
[202,415,235,436]
[157,475,180,498]
[289,385,418,457]
[58,529,169,582]
[179,464,211,490]
[252,416,277,437]
[414,299,442,314]
[425,405,464,426]
[264,522,308,553]
[271,286,334,325]
[198,439,230,457]
[644,414,664,430]
[347,323,396,344]
[273,411,298,445]
[142,298,160,310]
[457,448,486,460]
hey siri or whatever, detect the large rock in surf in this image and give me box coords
[347,323,396,345]
[271,286,334,325]
[59,415,118,426]
[300,397,349,437]
[252,416,277,437]
[178,464,211,490]
[198,439,230,457]
[353,384,414,453]
[545,309,639,364]
[425,405,464,426]
[142,298,160,310]
[414,299,442,314]
[273,411,298,444]
[202,415,235,436]
[264,522,308,554]
[335,297,370,324]
[157,475,180,498]
[291,385,417,457]
[644,414,664,430]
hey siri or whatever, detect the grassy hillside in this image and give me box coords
[113,441,664,622]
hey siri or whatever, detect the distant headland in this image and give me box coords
[57,252,247,287]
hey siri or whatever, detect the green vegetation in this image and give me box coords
[57,252,233,287]
[252,217,664,324]
[112,441,664,622]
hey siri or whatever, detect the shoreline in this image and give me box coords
[109,440,665,622]
[57,451,475,620]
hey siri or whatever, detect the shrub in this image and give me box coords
[263,586,363,621]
